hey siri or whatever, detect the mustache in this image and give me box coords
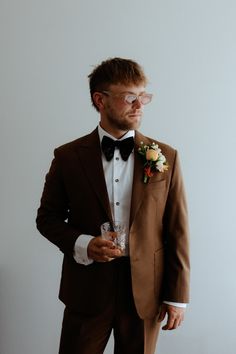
[128,110,143,115]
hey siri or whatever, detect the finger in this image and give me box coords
[103,246,122,258]
[96,255,114,262]
[158,305,167,322]
[87,237,114,260]
[90,245,122,262]
[93,237,115,249]
[162,313,184,330]
[91,249,112,262]
[169,319,180,330]
[171,316,184,330]
[162,316,175,330]
[162,309,176,330]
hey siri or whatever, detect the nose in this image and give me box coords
[133,97,142,109]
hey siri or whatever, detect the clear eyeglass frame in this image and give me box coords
[101,90,153,105]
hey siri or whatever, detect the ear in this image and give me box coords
[93,92,105,111]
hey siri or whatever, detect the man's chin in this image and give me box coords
[128,116,142,129]
[128,120,141,131]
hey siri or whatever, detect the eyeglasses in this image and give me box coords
[101,90,153,105]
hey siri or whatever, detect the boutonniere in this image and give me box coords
[138,142,168,183]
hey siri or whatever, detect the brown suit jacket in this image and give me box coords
[36,128,190,319]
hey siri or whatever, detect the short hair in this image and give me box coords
[88,57,148,111]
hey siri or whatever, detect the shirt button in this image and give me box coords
[115,179,119,182]
[116,157,119,160]
[116,202,120,206]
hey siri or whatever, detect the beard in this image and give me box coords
[106,106,142,131]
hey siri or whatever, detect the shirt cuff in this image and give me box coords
[73,235,94,265]
[163,301,187,308]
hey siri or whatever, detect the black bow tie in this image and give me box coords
[101,136,134,161]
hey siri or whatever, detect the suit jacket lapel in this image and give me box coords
[75,128,113,223]
[129,131,147,228]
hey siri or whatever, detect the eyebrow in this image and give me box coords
[120,91,146,95]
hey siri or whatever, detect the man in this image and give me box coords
[36,57,190,354]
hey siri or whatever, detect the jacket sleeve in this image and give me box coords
[162,150,190,303]
[36,149,81,256]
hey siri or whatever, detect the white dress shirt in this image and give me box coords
[73,124,186,309]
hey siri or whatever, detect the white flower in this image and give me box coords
[156,161,164,172]
[158,154,166,163]
[151,143,159,150]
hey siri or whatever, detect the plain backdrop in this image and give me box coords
[1,1,236,353]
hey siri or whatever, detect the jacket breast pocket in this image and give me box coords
[145,179,167,205]
[147,178,166,188]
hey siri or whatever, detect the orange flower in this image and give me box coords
[144,166,154,177]
[146,149,158,161]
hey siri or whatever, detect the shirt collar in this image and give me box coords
[98,124,135,144]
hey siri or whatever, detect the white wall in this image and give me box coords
[1,1,236,353]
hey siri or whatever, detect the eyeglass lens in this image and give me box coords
[125,94,152,105]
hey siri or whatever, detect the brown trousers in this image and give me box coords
[59,258,160,354]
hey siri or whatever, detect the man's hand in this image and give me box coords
[158,304,185,330]
[87,236,122,262]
